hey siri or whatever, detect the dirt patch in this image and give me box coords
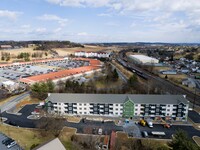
[66,116,81,123]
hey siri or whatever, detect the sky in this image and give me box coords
[0,0,200,43]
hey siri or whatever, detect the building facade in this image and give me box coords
[75,51,110,58]
[46,93,189,121]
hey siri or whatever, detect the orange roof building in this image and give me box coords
[19,58,101,85]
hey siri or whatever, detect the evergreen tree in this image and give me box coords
[168,130,200,150]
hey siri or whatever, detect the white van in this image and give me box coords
[98,128,103,135]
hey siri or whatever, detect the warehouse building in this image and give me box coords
[46,93,189,121]
[128,55,159,65]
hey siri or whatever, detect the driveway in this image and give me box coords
[188,110,200,123]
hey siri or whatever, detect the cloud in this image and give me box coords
[35,27,47,33]
[98,13,112,17]
[46,0,110,7]
[105,22,119,27]
[77,32,88,36]
[54,27,62,33]
[0,10,22,20]
[37,14,68,26]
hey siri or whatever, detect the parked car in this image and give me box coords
[142,131,148,138]
[7,140,17,148]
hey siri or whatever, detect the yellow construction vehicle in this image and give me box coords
[139,119,146,126]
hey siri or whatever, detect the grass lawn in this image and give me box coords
[59,127,77,150]
[193,136,200,147]
[15,96,40,111]
[116,132,170,150]
[0,93,30,106]
[0,124,54,150]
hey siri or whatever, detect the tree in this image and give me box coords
[36,117,65,137]
[168,130,200,150]
[46,80,55,93]
[128,75,137,87]
[113,69,119,81]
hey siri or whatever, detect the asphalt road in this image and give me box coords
[137,124,200,139]
[0,91,30,113]
[188,110,200,123]
[2,104,123,135]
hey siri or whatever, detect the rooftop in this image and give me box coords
[46,93,189,105]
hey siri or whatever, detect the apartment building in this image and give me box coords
[46,93,189,121]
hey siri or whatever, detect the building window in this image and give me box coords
[79,108,82,110]
[84,112,87,114]
[135,109,138,111]
[116,108,118,111]
[115,112,118,115]
[84,108,87,110]
[135,104,138,107]
[84,104,86,106]
[80,112,82,114]
[167,105,170,107]
[167,109,170,111]
[167,113,169,116]
[116,104,118,106]
[135,113,137,115]
[120,104,123,107]
[79,103,82,106]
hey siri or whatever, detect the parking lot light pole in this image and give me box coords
[193,87,196,110]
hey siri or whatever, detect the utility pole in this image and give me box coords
[193,87,196,110]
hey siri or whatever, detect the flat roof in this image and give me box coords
[129,55,158,62]
[34,138,66,150]
[47,93,189,105]
[19,58,101,84]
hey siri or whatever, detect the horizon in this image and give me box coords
[0,0,200,43]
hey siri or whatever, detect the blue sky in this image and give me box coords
[0,0,200,43]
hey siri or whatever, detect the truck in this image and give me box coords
[139,119,146,126]
[146,119,153,128]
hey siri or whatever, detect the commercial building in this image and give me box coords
[46,93,189,121]
[128,55,159,65]
[75,51,110,58]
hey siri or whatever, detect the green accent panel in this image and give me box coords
[123,98,134,118]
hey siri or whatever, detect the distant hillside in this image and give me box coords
[0,41,84,50]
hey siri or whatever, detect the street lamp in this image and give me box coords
[193,87,196,110]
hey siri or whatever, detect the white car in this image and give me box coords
[7,141,17,149]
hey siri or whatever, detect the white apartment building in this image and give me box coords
[46,94,189,121]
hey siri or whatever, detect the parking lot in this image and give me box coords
[0,133,22,150]
[0,59,90,93]
[2,104,200,141]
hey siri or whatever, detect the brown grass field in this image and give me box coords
[54,45,108,56]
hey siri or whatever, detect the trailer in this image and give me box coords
[151,131,165,136]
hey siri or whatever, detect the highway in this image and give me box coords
[118,49,200,106]
[0,91,30,113]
